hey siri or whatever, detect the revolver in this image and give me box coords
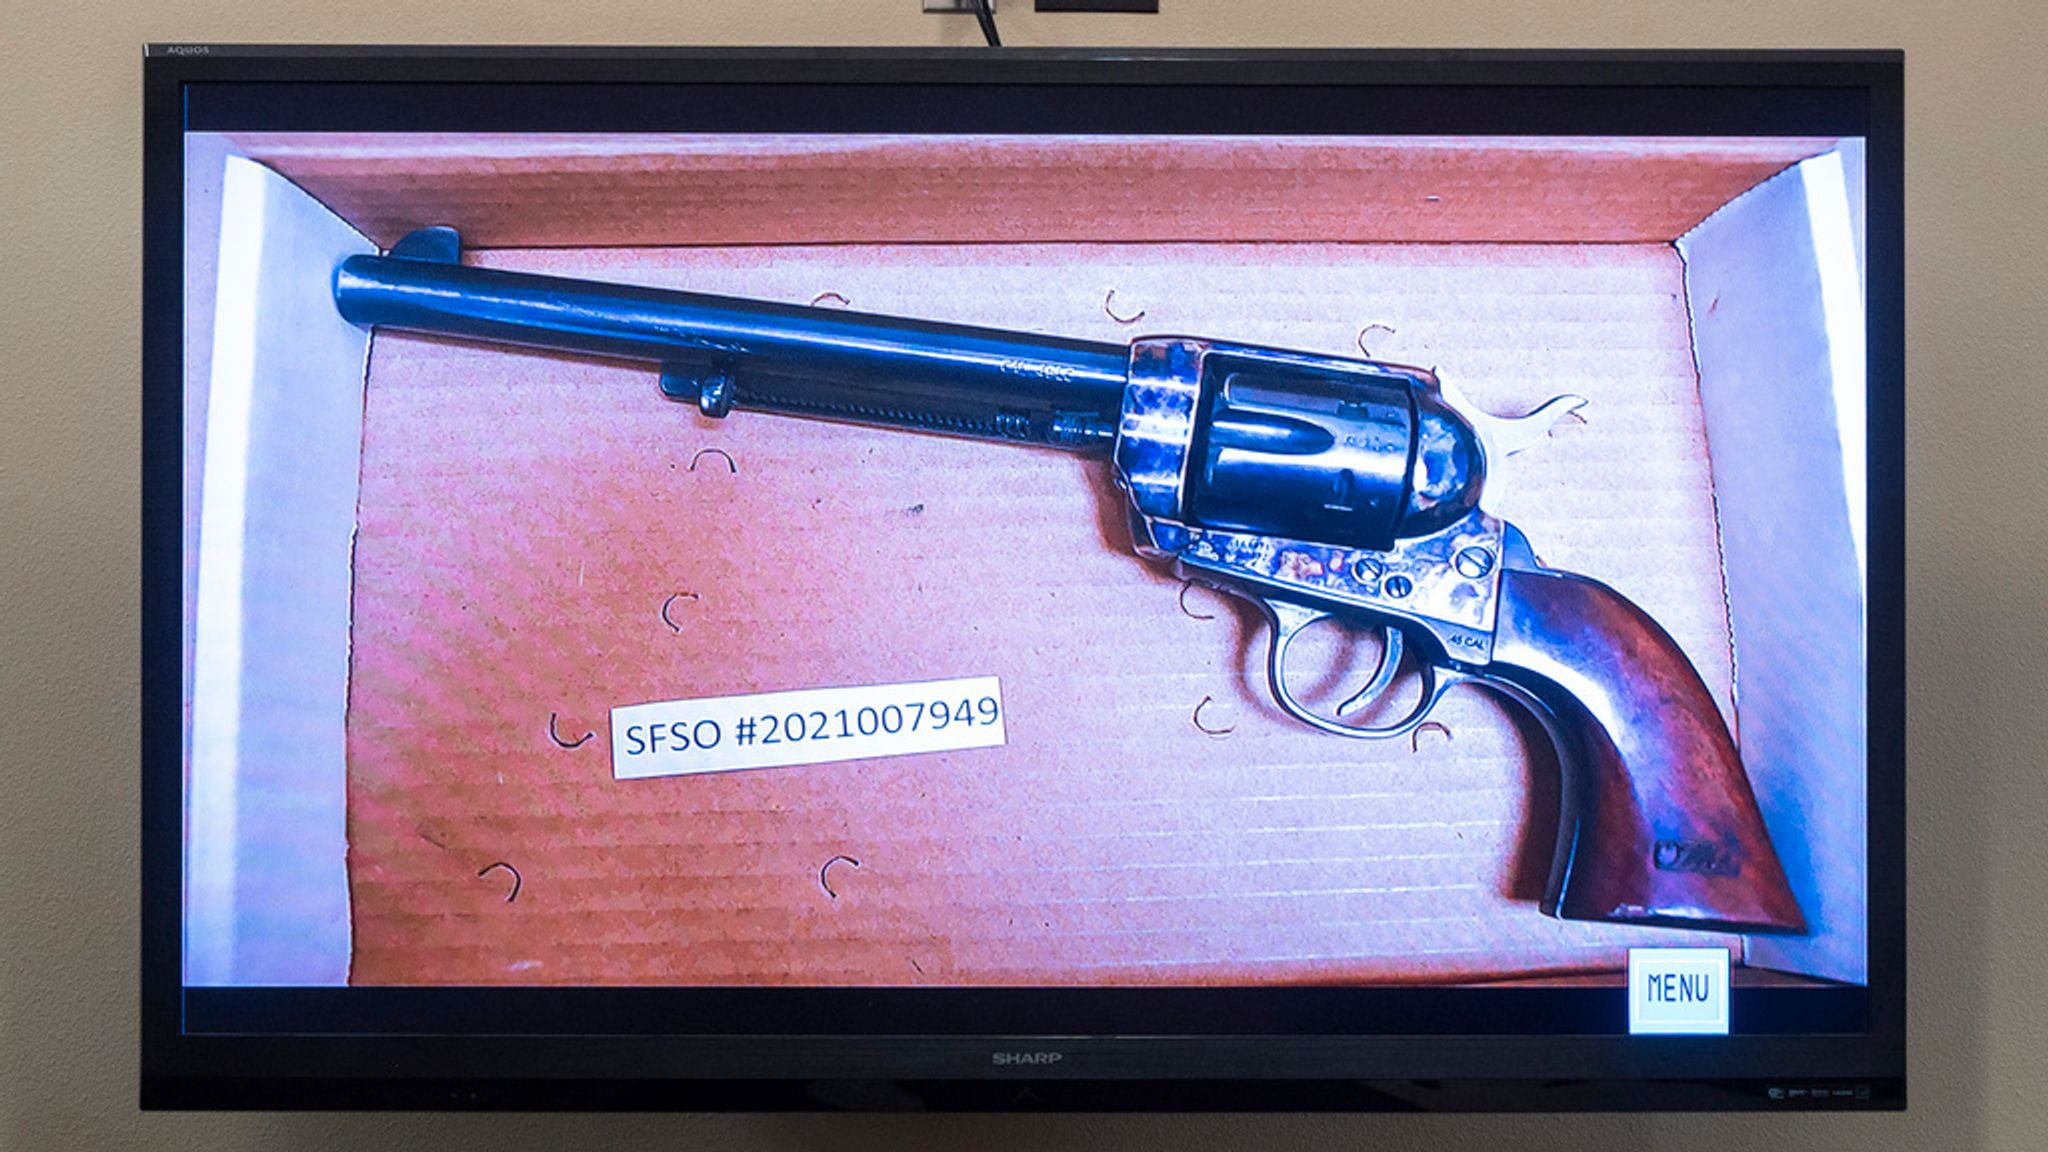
[336,227,1805,935]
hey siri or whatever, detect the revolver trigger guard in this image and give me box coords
[1258,599,1466,741]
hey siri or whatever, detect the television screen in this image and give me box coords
[143,46,1904,1110]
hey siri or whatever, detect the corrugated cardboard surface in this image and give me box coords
[345,240,1747,985]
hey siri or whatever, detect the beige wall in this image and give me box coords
[1,2,2042,1149]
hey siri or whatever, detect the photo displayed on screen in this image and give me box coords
[180,131,1868,994]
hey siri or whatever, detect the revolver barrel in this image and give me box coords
[334,240,1131,450]
[334,228,1483,550]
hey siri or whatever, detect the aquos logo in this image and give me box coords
[991,1051,1064,1067]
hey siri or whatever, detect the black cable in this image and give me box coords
[971,0,1001,47]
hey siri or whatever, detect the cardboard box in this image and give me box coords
[182,133,1867,987]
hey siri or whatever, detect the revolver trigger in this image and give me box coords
[1335,625,1405,716]
[1256,600,1462,742]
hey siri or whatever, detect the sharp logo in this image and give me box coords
[991,1051,1064,1066]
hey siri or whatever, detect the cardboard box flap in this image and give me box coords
[230,134,1834,249]
[184,155,371,986]
[1680,147,1868,985]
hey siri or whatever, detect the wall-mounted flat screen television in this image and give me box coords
[142,46,1904,1111]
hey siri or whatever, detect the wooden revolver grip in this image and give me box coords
[1489,567,1805,934]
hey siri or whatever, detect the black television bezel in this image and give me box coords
[141,45,1906,1113]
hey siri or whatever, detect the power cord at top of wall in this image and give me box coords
[972,0,1002,46]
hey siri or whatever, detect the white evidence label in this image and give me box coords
[610,676,1006,780]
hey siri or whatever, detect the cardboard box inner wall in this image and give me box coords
[231,134,1838,986]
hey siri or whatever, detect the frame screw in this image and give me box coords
[1352,556,1386,584]
[1454,547,1496,580]
[1384,575,1414,599]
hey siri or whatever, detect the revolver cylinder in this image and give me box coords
[1116,338,1486,552]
